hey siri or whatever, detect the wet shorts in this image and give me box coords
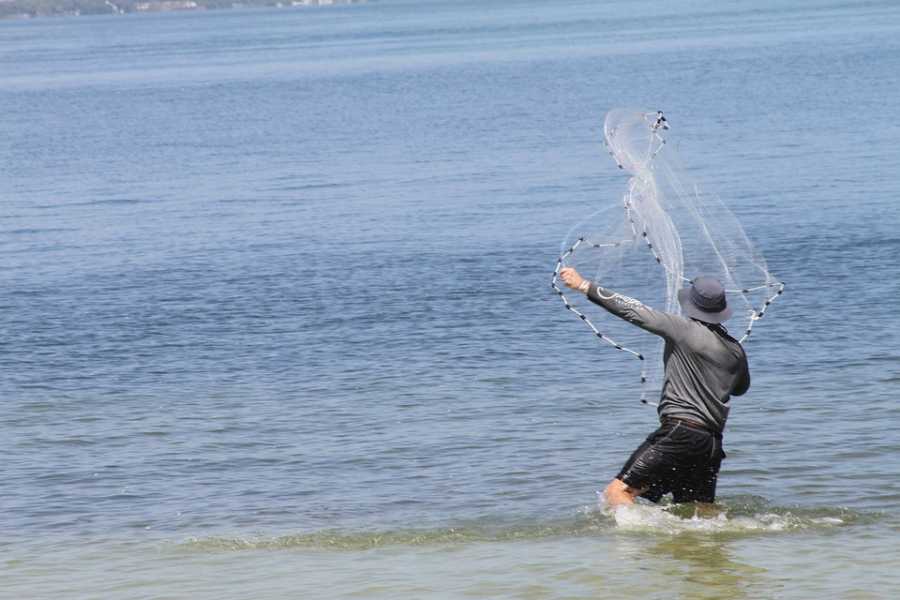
[617,419,726,504]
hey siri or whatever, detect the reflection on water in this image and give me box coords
[640,533,769,600]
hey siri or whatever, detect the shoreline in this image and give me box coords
[0,0,367,20]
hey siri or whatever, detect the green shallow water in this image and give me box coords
[176,496,874,552]
[8,505,899,600]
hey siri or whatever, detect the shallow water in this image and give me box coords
[2,0,900,598]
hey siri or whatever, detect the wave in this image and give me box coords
[609,495,860,535]
[177,495,873,553]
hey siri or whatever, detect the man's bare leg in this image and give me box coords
[603,478,645,507]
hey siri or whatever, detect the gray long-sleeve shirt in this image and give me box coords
[587,284,750,433]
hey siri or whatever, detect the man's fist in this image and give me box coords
[559,267,588,292]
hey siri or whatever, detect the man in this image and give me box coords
[558,267,750,507]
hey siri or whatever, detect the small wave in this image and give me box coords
[179,519,599,552]
[177,496,869,553]
[611,504,842,533]
[606,494,864,535]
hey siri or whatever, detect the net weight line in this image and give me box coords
[551,238,654,405]
[551,235,784,405]
[554,110,785,404]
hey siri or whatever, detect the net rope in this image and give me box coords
[552,109,784,405]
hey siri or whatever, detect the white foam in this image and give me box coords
[603,502,842,534]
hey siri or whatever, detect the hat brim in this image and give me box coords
[677,287,733,324]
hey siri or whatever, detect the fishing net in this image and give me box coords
[552,109,783,404]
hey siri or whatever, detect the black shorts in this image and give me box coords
[617,420,726,504]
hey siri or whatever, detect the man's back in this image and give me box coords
[585,285,749,432]
[558,268,752,506]
[657,316,749,432]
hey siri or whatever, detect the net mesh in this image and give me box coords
[552,109,783,404]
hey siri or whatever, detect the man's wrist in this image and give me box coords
[578,279,591,294]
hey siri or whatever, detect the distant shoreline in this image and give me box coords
[0,0,367,20]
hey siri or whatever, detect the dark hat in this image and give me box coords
[677,276,733,324]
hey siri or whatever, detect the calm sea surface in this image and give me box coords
[2,1,900,598]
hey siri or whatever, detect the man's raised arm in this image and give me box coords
[559,267,682,339]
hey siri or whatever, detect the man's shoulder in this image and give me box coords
[659,311,695,330]
[671,316,732,346]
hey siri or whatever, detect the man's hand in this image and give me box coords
[559,267,590,293]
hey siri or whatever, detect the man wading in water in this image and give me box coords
[559,267,750,507]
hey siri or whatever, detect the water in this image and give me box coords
[2,1,900,597]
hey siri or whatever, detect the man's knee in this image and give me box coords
[604,479,626,496]
[604,478,644,504]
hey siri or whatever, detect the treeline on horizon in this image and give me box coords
[0,0,357,19]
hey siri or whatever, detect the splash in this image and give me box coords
[599,494,858,535]
[611,504,826,533]
[177,498,865,553]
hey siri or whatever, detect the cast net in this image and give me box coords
[552,109,783,405]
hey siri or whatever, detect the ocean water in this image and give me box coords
[2,1,900,598]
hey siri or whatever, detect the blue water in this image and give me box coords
[3,1,900,597]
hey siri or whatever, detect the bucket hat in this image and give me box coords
[677,276,733,323]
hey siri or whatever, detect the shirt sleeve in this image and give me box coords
[585,283,684,340]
